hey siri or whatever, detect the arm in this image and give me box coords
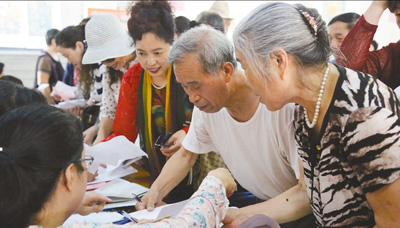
[223,159,311,227]
[136,147,199,211]
[37,56,55,104]
[93,117,114,145]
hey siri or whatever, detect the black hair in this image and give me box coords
[45,28,60,46]
[388,1,400,13]
[0,62,4,75]
[328,12,360,30]
[0,105,83,228]
[0,75,23,86]
[128,0,175,44]
[56,24,96,95]
[175,16,191,37]
[371,40,378,51]
[196,11,225,34]
[0,80,47,117]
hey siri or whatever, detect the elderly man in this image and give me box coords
[137,26,314,228]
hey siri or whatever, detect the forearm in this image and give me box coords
[238,182,311,224]
[151,148,198,199]
[95,117,114,143]
[364,1,386,25]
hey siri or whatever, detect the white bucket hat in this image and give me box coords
[82,13,135,64]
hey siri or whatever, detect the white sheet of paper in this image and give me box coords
[88,164,137,184]
[63,212,122,225]
[55,99,87,109]
[84,136,148,166]
[95,178,148,199]
[130,200,189,221]
[52,81,76,100]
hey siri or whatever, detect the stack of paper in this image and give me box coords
[54,98,87,109]
[85,136,148,184]
[51,81,77,101]
[95,178,149,210]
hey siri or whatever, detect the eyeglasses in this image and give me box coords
[75,155,94,167]
[102,58,115,64]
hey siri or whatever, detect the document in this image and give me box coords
[95,178,149,210]
[85,136,148,184]
[54,98,87,109]
[51,81,77,101]
[130,200,189,221]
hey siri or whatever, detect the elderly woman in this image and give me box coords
[0,105,236,228]
[231,2,400,227]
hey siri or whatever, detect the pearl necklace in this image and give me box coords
[304,66,330,129]
[151,80,167,90]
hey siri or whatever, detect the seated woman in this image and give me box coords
[0,105,236,228]
[82,13,137,145]
[105,1,196,202]
[231,2,400,227]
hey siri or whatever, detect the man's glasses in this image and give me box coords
[75,155,94,167]
[102,58,115,64]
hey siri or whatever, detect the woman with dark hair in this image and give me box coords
[174,16,191,38]
[338,0,400,89]
[0,80,46,117]
[230,2,400,227]
[0,105,236,228]
[82,13,137,145]
[105,0,195,203]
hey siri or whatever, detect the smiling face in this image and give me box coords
[174,53,229,113]
[57,43,84,69]
[102,55,130,70]
[135,33,171,78]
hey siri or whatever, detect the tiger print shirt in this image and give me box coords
[294,65,400,227]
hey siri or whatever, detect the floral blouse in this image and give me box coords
[29,176,228,228]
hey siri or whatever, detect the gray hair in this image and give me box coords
[168,24,237,75]
[233,2,331,83]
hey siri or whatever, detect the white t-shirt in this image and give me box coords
[183,103,299,200]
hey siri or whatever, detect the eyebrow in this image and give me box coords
[136,48,164,52]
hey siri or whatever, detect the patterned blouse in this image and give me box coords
[294,65,400,227]
[29,176,228,228]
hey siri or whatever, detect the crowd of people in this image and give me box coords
[1,0,400,227]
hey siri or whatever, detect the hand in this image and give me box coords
[207,168,236,197]
[160,130,186,157]
[75,192,111,215]
[135,188,163,212]
[222,208,247,228]
[67,105,83,119]
[87,170,98,182]
[83,125,97,146]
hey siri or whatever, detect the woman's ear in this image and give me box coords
[62,164,76,192]
[269,48,288,80]
[75,41,84,51]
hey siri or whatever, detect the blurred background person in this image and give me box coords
[208,1,234,34]
[174,16,191,39]
[34,28,65,104]
[196,11,225,34]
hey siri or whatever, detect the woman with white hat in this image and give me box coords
[82,13,137,145]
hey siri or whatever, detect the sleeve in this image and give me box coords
[343,106,400,194]
[338,15,396,88]
[104,63,141,143]
[37,56,52,74]
[100,70,119,119]
[59,176,228,228]
[182,107,217,154]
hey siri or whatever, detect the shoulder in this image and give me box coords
[122,62,142,85]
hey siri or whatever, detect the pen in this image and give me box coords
[132,193,142,203]
[119,210,139,223]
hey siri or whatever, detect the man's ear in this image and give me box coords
[62,163,76,192]
[221,62,234,83]
[269,48,288,80]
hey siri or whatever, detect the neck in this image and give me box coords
[225,71,260,122]
[34,205,68,228]
[46,45,57,56]
[151,66,170,88]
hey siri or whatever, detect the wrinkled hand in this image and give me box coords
[135,188,163,212]
[160,130,186,157]
[75,192,111,215]
[208,168,236,197]
[222,208,247,228]
[83,125,97,146]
